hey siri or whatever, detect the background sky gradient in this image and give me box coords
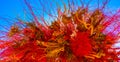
[0,0,120,19]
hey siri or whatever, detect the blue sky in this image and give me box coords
[0,0,120,18]
[0,0,120,31]
[0,0,23,18]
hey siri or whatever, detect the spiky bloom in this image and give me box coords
[0,0,120,62]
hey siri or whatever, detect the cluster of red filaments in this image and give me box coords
[0,1,120,62]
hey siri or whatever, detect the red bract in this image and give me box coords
[70,32,92,57]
